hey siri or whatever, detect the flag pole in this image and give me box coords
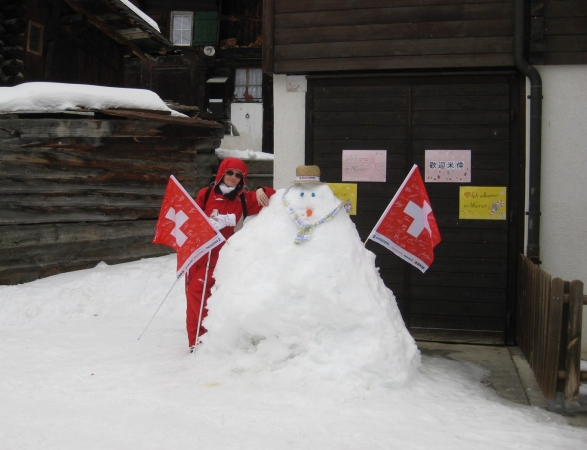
[194,251,212,347]
[138,275,180,340]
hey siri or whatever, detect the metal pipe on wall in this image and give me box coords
[514,0,543,263]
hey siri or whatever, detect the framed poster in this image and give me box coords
[342,150,386,182]
[326,183,357,215]
[425,150,471,183]
[459,187,507,220]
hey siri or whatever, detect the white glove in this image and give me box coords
[209,213,236,231]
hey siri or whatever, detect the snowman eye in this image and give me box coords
[311,193,316,197]
[300,192,304,197]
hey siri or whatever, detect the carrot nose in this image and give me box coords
[306,209,313,217]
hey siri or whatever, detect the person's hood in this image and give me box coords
[214,157,248,195]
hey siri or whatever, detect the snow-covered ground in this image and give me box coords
[1,186,586,449]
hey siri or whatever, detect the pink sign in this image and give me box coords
[425,150,471,183]
[342,150,387,182]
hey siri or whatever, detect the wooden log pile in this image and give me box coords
[0,110,224,284]
[0,0,25,86]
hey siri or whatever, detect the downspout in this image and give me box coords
[514,0,542,263]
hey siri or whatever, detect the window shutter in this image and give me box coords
[192,11,218,46]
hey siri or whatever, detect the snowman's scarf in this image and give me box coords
[282,186,343,244]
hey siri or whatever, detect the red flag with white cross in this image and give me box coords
[152,175,224,278]
[368,165,441,273]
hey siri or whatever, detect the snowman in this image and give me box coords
[196,165,421,389]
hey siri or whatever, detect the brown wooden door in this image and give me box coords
[306,74,523,345]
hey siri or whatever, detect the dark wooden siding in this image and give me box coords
[306,73,523,344]
[0,114,223,285]
[530,0,587,65]
[266,0,516,74]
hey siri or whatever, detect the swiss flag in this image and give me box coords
[152,175,224,278]
[368,165,441,273]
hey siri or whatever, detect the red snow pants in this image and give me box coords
[185,262,215,347]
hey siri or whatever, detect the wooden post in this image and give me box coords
[543,278,564,399]
[564,280,584,401]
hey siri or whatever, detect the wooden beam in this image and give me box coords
[63,0,156,61]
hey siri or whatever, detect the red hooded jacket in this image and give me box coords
[192,157,276,268]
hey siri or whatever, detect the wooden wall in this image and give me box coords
[0,113,223,285]
[265,0,516,74]
[530,0,587,65]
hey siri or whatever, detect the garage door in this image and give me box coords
[306,74,523,345]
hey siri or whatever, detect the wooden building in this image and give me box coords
[0,1,226,284]
[124,0,274,153]
[264,0,587,345]
[1,0,177,87]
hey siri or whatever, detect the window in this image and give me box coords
[234,68,262,102]
[170,11,193,46]
[27,21,44,56]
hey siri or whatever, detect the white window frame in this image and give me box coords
[170,11,193,46]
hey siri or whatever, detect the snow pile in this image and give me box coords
[0,82,185,116]
[1,256,586,448]
[198,183,419,388]
[216,148,274,160]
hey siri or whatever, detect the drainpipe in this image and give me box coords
[514,0,542,264]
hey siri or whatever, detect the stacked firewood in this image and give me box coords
[0,0,25,86]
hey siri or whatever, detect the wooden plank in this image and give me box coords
[543,277,564,399]
[410,270,507,288]
[409,314,505,331]
[413,83,509,96]
[412,110,510,125]
[544,0,587,18]
[0,118,224,139]
[313,85,407,98]
[412,95,509,110]
[314,125,406,140]
[263,0,275,73]
[274,53,515,73]
[410,299,506,317]
[544,17,587,35]
[275,19,513,45]
[410,285,506,303]
[410,327,504,345]
[275,36,513,60]
[545,35,587,53]
[314,96,407,112]
[314,111,407,126]
[413,139,509,154]
[275,3,514,29]
[565,279,584,401]
[276,0,509,13]
[412,125,510,140]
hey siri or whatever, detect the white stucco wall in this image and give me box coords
[220,103,263,152]
[273,75,307,189]
[531,66,587,352]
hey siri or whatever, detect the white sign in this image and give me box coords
[342,150,387,182]
[425,150,471,183]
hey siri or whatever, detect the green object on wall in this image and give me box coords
[193,11,218,46]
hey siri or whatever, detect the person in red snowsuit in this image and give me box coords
[185,157,275,350]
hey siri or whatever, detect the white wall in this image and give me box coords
[220,103,263,152]
[530,66,587,353]
[273,75,307,189]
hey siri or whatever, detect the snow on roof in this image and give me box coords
[0,82,184,116]
[118,0,160,32]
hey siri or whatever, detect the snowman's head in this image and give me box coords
[283,183,341,223]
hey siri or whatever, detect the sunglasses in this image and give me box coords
[225,170,243,179]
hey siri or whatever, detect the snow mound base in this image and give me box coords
[198,184,421,389]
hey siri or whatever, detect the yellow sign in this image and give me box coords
[459,186,507,220]
[326,183,357,215]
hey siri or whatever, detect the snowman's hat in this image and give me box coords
[293,165,323,184]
